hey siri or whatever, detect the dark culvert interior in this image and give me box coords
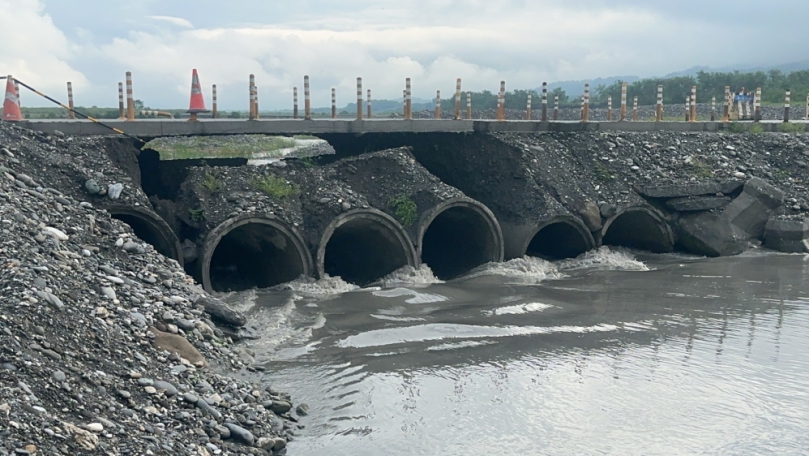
[422,207,496,280]
[209,223,305,292]
[324,219,409,286]
[111,213,176,261]
[602,211,672,253]
[527,222,590,260]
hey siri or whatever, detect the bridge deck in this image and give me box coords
[16,118,804,137]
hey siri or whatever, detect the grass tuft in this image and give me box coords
[727,122,746,133]
[748,124,765,134]
[251,175,299,199]
[388,196,417,227]
[593,163,614,183]
[691,159,713,178]
[201,169,222,193]
[777,122,806,134]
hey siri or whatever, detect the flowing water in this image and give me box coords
[223,247,809,455]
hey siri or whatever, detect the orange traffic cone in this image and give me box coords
[3,76,23,122]
[187,69,208,121]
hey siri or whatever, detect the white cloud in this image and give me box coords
[0,0,87,104]
[148,15,193,29]
[9,1,809,109]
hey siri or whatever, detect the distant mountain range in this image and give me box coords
[541,58,809,95]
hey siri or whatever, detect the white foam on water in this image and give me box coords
[370,314,427,322]
[557,246,649,271]
[461,256,564,283]
[483,302,553,316]
[372,287,447,304]
[277,274,360,295]
[336,322,622,348]
[215,288,258,312]
[381,264,443,286]
[426,340,498,351]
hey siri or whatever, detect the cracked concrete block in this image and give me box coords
[722,177,784,239]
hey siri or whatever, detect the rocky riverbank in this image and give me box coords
[0,121,301,455]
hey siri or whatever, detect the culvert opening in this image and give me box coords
[527,222,590,260]
[422,206,497,280]
[111,213,178,262]
[209,222,305,292]
[603,210,672,253]
[323,218,410,286]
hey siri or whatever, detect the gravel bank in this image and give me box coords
[0,122,301,455]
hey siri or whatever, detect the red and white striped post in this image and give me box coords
[632,96,638,121]
[754,87,762,122]
[620,82,627,121]
[607,96,613,121]
[723,86,730,122]
[454,78,462,119]
[690,85,697,122]
[66,82,75,119]
[405,78,412,120]
[117,82,125,119]
[331,87,336,119]
[212,84,218,118]
[466,91,472,119]
[356,77,363,120]
[304,75,311,120]
[367,89,372,118]
[403,90,407,117]
[541,82,548,121]
[249,74,256,120]
[293,87,298,119]
[435,90,441,119]
[582,84,590,122]
[526,93,532,120]
[254,85,260,120]
[553,95,559,121]
[784,89,791,122]
[656,85,663,122]
[498,80,505,121]
[125,71,135,121]
[710,96,716,122]
[685,96,690,121]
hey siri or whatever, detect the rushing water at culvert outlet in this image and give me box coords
[220,248,809,455]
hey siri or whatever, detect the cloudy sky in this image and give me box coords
[2,0,807,109]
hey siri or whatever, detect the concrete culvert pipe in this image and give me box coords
[601,206,674,253]
[108,206,183,265]
[202,216,312,293]
[318,209,417,286]
[418,198,504,280]
[525,216,595,260]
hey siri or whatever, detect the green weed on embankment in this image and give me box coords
[251,175,299,199]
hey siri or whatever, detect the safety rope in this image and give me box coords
[11,78,145,144]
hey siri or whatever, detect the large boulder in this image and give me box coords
[764,217,809,253]
[196,296,247,327]
[149,328,207,366]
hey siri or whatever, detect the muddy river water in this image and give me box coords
[222,248,809,455]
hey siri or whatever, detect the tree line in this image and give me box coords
[433,69,809,111]
[589,69,808,107]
